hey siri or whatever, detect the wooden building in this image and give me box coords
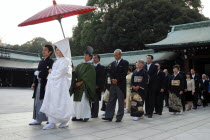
[0,47,41,87]
[146,20,210,75]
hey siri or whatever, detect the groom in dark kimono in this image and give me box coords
[29,45,54,125]
[91,54,105,118]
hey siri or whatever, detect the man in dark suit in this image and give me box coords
[154,63,165,115]
[29,45,54,125]
[163,69,170,107]
[143,55,158,118]
[91,54,105,118]
[102,49,129,122]
[190,69,201,109]
[201,74,209,107]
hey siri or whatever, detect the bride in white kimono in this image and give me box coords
[40,38,74,130]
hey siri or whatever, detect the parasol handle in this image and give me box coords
[57,19,66,38]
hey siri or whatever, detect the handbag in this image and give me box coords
[103,89,110,103]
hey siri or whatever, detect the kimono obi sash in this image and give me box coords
[171,80,180,86]
[126,78,131,84]
[134,76,143,83]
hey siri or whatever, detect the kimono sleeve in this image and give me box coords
[50,59,70,80]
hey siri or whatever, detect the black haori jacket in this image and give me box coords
[32,57,54,100]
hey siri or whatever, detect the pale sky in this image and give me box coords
[0,0,209,45]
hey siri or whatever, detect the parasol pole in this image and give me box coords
[58,19,66,38]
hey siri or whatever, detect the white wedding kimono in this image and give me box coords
[40,39,74,124]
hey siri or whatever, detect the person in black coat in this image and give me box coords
[154,63,165,115]
[29,45,54,125]
[102,49,129,122]
[163,69,170,107]
[143,55,158,118]
[91,54,105,118]
[201,74,209,107]
[190,69,201,109]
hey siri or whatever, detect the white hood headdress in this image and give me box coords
[53,38,72,63]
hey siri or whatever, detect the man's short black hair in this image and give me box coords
[173,65,180,70]
[147,55,154,60]
[191,68,195,71]
[94,54,101,61]
[44,45,54,56]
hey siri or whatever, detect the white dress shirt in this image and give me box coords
[147,63,151,71]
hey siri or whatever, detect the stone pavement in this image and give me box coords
[0,88,210,140]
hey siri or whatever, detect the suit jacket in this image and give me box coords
[95,63,105,90]
[164,74,170,91]
[32,57,54,100]
[156,70,165,90]
[201,79,209,92]
[109,58,129,98]
[191,74,201,90]
[95,63,105,100]
[179,71,187,89]
[143,63,158,86]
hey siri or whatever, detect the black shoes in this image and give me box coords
[72,117,89,122]
[72,117,82,121]
[83,118,89,122]
[144,114,149,116]
[115,119,122,122]
[148,115,152,118]
[102,117,112,121]
[91,116,98,118]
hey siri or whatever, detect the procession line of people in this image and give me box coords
[29,40,210,130]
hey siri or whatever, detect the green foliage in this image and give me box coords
[10,37,51,55]
[70,0,207,56]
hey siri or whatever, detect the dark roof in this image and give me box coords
[146,20,210,49]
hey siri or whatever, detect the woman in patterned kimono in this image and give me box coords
[168,65,184,115]
[124,67,133,114]
[130,60,148,121]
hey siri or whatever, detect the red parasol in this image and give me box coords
[18,0,96,38]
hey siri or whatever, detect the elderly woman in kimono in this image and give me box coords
[130,59,148,120]
[168,65,185,115]
[40,38,74,130]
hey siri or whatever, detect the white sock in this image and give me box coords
[43,123,56,130]
[58,122,69,128]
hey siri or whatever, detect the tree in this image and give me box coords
[10,37,51,55]
[70,0,207,56]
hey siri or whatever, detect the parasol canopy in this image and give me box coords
[18,0,96,38]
